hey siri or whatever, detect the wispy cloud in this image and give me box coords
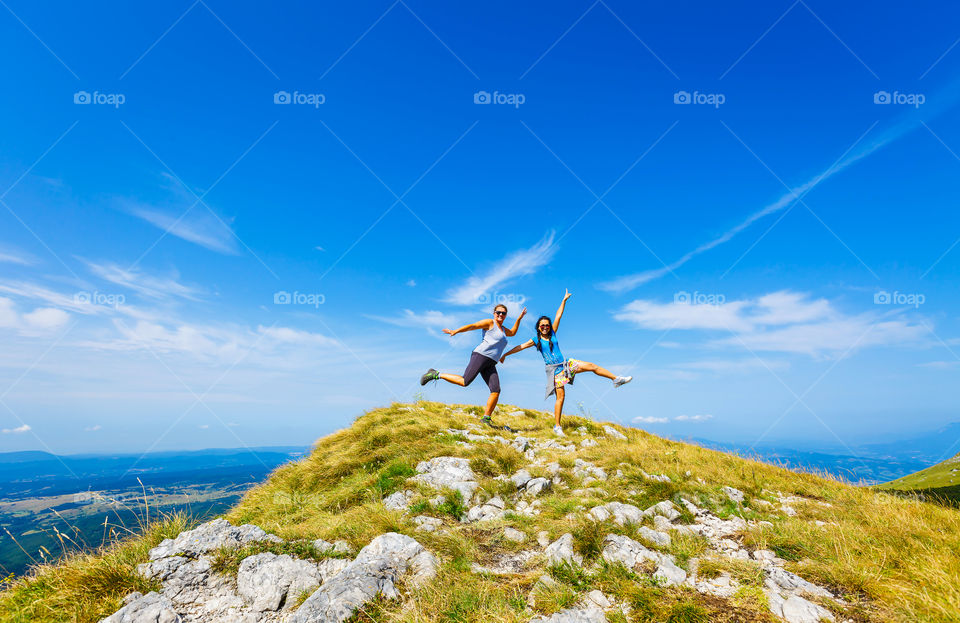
[84,424,102,432]
[633,416,669,423]
[598,105,946,293]
[81,260,204,301]
[126,202,240,255]
[675,414,713,422]
[0,246,36,266]
[615,290,927,357]
[632,414,713,424]
[444,231,556,306]
[2,424,31,434]
[367,309,465,336]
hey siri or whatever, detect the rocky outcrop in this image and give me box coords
[236,553,321,611]
[411,457,478,500]
[102,521,438,623]
[148,519,281,560]
[289,532,438,623]
[101,592,180,623]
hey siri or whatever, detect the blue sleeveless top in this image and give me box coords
[535,330,565,365]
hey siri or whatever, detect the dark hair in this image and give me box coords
[494,303,508,314]
[534,315,554,353]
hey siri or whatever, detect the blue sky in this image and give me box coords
[1,1,960,456]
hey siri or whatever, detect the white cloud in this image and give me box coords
[81,260,204,301]
[127,202,239,255]
[84,424,102,432]
[632,414,713,424]
[614,299,752,331]
[2,424,31,434]
[0,297,70,335]
[614,290,928,357]
[406,279,416,287]
[444,231,556,305]
[198,424,209,429]
[674,414,713,422]
[257,325,340,347]
[632,416,669,423]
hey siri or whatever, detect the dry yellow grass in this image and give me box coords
[3,401,959,622]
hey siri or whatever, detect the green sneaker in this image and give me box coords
[420,368,439,386]
[480,415,493,427]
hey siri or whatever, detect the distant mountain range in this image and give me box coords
[0,446,308,500]
[0,446,307,578]
[680,421,960,486]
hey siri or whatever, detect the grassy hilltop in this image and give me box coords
[2,401,960,622]
[877,453,960,507]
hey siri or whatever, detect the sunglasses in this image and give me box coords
[538,324,551,329]
[494,310,507,316]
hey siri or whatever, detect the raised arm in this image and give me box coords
[500,339,534,363]
[443,318,493,336]
[553,289,571,331]
[504,307,527,337]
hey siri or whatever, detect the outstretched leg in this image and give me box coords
[438,373,466,386]
[572,360,616,380]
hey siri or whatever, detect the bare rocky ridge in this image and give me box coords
[100,412,853,623]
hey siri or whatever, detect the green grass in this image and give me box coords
[4,401,960,622]
[877,454,960,507]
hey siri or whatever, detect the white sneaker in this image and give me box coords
[613,375,633,387]
[553,425,566,437]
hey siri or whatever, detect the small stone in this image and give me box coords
[413,516,443,532]
[654,558,687,586]
[603,425,627,440]
[544,533,582,567]
[525,477,552,497]
[511,469,533,489]
[503,527,526,542]
[537,531,551,547]
[723,486,745,504]
[644,500,680,522]
[383,489,415,511]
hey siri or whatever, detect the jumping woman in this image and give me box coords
[420,303,527,426]
[499,289,631,436]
